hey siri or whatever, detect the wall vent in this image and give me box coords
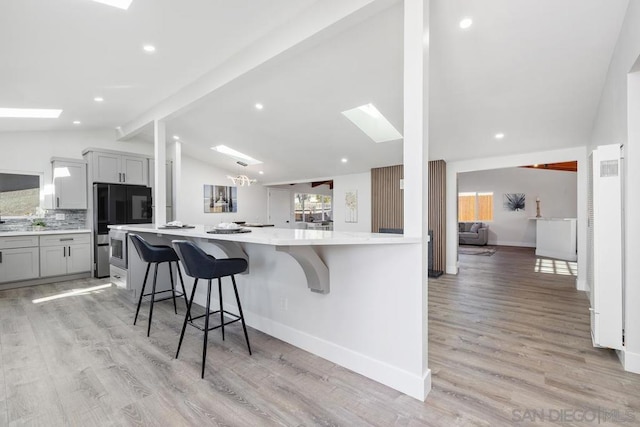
[600,160,619,177]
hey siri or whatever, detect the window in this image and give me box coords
[294,193,332,222]
[458,192,493,222]
[0,172,41,218]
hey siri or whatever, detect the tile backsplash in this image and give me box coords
[0,209,88,232]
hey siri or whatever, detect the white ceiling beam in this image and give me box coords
[117,0,399,140]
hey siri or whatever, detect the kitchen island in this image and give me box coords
[532,217,577,261]
[110,224,429,400]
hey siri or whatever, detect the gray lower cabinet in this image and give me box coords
[0,236,40,283]
[40,233,91,277]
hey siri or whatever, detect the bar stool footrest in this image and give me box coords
[187,310,242,332]
[141,289,186,303]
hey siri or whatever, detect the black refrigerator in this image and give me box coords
[93,183,153,277]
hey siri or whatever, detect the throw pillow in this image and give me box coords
[458,223,465,232]
[470,223,481,233]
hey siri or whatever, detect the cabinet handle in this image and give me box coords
[56,197,60,208]
[0,251,2,263]
[122,173,126,182]
[118,172,122,182]
[68,246,71,257]
[63,247,66,257]
[60,238,74,241]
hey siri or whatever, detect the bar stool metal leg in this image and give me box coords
[176,279,198,359]
[176,262,191,320]
[232,275,252,355]
[218,277,225,341]
[134,263,151,325]
[168,262,178,314]
[202,279,212,378]
[147,263,159,337]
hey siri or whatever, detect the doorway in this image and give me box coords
[267,188,292,228]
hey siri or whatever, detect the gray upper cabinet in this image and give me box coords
[51,158,87,209]
[121,155,148,185]
[85,150,148,185]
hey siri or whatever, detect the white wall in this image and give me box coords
[588,0,640,373]
[0,129,152,196]
[176,154,268,226]
[458,167,577,247]
[332,172,371,232]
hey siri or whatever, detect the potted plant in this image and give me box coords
[32,219,46,231]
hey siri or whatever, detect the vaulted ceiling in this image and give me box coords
[1,0,630,183]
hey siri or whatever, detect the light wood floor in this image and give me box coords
[1,246,639,426]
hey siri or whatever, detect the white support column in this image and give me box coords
[173,141,182,221]
[624,70,640,373]
[403,0,430,400]
[403,0,426,238]
[154,119,167,226]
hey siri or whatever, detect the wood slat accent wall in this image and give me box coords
[428,160,446,272]
[371,165,404,233]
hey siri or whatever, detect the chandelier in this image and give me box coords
[226,174,257,186]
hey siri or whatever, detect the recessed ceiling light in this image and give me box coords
[0,108,62,118]
[459,18,473,29]
[73,120,81,125]
[341,103,403,143]
[173,135,180,140]
[211,145,263,165]
[143,45,156,53]
[341,158,348,163]
[255,103,264,110]
[534,164,539,167]
[94,97,104,102]
[495,133,505,139]
[259,171,264,175]
[90,0,133,10]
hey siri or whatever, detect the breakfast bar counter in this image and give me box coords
[110,224,428,400]
[109,223,418,246]
[111,224,419,294]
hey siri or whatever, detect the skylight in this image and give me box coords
[0,108,62,118]
[90,0,133,10]
[211,145,263,165]
[341,103,403,143]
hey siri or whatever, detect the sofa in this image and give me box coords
[459,222,489,246]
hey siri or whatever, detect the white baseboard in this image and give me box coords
[446,264,458,275]
[621,349,640,374]
[576,278,588,292]
[491,240,536,248]
[535,248,577,261]
[244,310,432,401]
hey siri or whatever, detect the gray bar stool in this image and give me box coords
[172,240,251,378]
[129,233,189,337]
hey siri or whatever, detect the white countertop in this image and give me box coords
[0,229,92,237]
[109,224,419,246]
